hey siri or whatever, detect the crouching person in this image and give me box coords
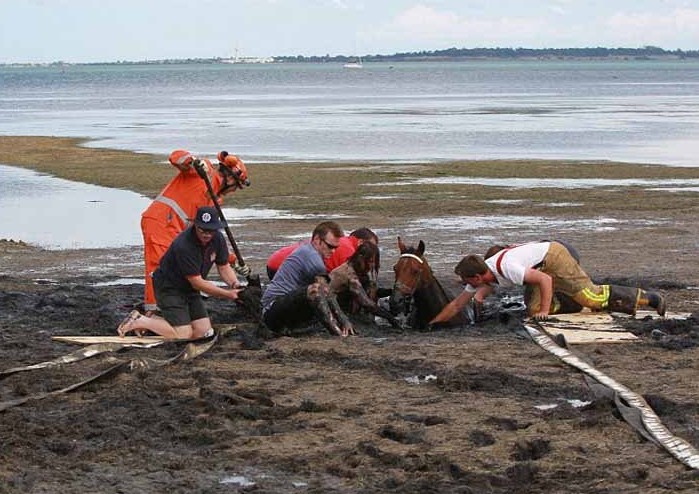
[117,206,241,339]
[329,242,400,328]
[261,221,355,337]
[430,240,666,324]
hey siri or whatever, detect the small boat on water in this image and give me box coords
[343,56,363,69]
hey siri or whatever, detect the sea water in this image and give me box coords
[2,60,699,165]
[1,60,699,248]
[0,165,149,249]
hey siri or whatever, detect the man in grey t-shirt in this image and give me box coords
[261,221,354,337]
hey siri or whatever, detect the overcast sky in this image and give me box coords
[2,0,698,64]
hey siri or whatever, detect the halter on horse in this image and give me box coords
[390,237,470,330]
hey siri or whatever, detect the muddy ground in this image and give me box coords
[2,138,699,493]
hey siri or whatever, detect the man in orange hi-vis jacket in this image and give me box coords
[140,149,250,313]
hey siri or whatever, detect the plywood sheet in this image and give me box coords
[53,336,165,345]
[543,327,638,344]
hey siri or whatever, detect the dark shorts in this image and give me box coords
[262,286,315,332]
[154,275,208,327]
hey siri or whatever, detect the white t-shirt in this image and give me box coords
[464,242,550,292]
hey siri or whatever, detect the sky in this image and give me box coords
[1,0,698,64]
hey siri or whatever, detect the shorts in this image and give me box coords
[154,275,208,327]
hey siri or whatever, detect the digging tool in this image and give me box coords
[193,159,260,287]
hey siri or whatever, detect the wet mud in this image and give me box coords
[2,139,699,491]
[1,270,699,493]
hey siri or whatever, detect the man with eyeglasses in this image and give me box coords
[265,227,379,281]
[117,206,241,339]
[261,221,355,337]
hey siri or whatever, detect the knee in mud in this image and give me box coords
[307,278,330,301]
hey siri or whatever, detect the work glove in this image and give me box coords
[193,159,208,179]
[234,263,252,277]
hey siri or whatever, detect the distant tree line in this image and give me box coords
[275,46,699,63]
[6,46,697,67]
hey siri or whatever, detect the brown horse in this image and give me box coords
[390,237,471,330]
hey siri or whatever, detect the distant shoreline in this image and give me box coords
[3,46,698,67]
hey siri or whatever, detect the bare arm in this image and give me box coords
[523,268,553,316]
[474,285,494,303]
[187,273,239,301]
[348,277,378,311]
[216,262,240,289]
[346,277,400,327]
[429,289,474,325]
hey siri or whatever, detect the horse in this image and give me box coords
[390,237,471,330]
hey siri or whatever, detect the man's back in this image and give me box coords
[261,243,326,309]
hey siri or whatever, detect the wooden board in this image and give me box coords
[542,327,638,344]
[52,324,239,346]
[540,310,635,344]
[53,336,165,345]
[537,308,692,344]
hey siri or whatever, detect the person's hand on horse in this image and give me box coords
[375,306,401,328]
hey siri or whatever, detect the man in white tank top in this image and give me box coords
[430,241,666,324]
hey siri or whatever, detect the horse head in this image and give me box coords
[390,237,436,326]
[392,237,429,297]
[390,237,470,330]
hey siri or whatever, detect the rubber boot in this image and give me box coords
[606,285,640,315]
[638,290,667,316]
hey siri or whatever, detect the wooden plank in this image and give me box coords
[540,310,638,344]
[635,310,692,320]
[547,312,617,325]
[544,327,638,344]
[53,336,165,345]
[52,325,239,346]
[541,311,692,340]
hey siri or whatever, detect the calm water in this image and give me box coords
[0,165,149,249]
[2,60,699,250]
[2,60,699,165]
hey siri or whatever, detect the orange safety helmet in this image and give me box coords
[217,151,250,188]
[169,149,194,172]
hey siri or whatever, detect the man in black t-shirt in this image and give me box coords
[117,206,241,339]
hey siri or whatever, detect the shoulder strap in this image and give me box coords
[495,248,511,277]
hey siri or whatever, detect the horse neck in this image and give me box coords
[413,271,452,323]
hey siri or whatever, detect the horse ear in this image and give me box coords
[397,236,406,253]
[417,240,425,256]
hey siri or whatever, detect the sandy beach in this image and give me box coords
[1,136,699,492]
